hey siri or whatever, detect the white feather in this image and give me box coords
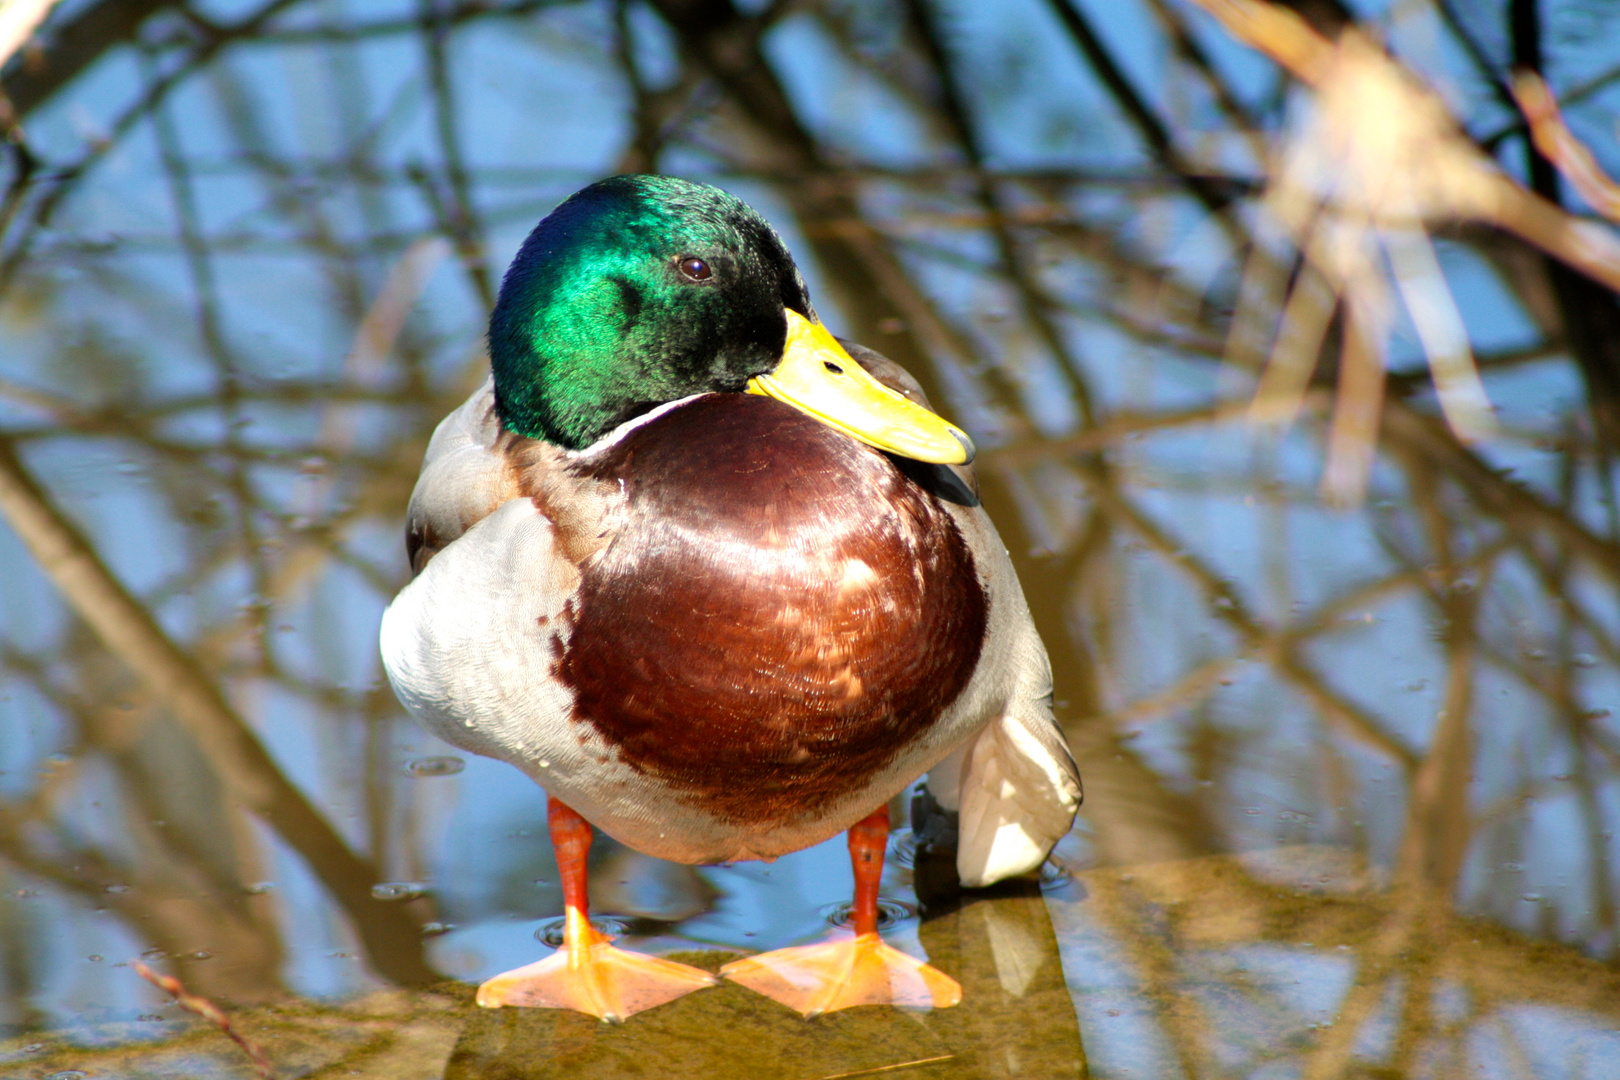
[931,619,1081,887]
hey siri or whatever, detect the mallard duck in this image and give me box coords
[380,175,1081,1022]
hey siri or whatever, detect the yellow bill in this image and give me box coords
[747,310,975,465]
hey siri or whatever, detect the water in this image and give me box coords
[405,757,467,778]
[372,882,430,902]
[1,0,1619,1077]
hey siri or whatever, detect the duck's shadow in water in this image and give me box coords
[442,839,1087,1080]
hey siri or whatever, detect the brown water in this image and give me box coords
[1,1,1618,1077]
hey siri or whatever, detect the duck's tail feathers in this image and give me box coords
[930,697,1082,889]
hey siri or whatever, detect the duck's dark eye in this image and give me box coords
[677,256,712,281]
[823,361,844,375]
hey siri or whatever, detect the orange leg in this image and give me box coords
[720,805,962,1017]
[848,804,888,936]
[475,796,717,1021]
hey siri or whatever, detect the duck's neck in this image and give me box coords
[489,252,676,449]
[490,318,658,451]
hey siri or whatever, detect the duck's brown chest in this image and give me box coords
[552,394,988,825]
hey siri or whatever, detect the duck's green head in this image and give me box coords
[489,175,972,463]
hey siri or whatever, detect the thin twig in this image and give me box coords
[814,1056,956,1080]
[133,961,274,1080]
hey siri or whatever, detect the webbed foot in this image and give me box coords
[477,913,717,1020]
[721,932,960,1017]
[481,796,717,1021]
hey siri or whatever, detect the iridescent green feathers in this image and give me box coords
[488,175,816,449]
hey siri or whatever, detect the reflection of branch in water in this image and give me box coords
[0,435,437,987]
[1511,72,1620,224]
[1188,0,1620,501]
[1082,532,1512,738]
[0,0,64,74]
[1300,888,1432,1080]
[0,788,279,1003]
[1392,457,1480,894]
[1045,0,1238,228]
[907,0,1098,425]
[641,0,1027,429]
[629,3,1174,845]
[148,48,277,642]
[0,0,306,293]
[1,643,286,989]
[1080,467,1418,766]
[0,0,166,120]
[1088,872,1220,1078]
[1382,400,1620,587]
[1063,851,1620,1075]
